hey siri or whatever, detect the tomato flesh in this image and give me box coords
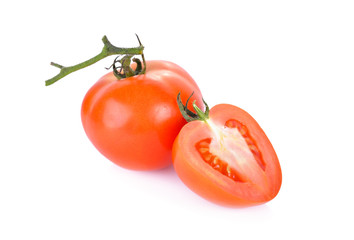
[196,118,267,184]
[224,119,266,171]
[197,118,269,192]
[172,104,282,207]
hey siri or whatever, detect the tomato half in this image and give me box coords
[172,104,282,207]
[81,60,203,170]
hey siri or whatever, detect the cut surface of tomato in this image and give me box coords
[172,104,282,207]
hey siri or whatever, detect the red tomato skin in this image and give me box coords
[81,60,203,170]
[172,104,282,207]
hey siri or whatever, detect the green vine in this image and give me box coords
[45,35,145,86]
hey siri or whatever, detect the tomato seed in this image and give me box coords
[248,145,258,152]
[211,158,218,166]
[244,137,253,145]
[239,126,248,135]
[204,153,213,162]
[225,119,237,128]
[198,141,210,148]
[199,147,209,153]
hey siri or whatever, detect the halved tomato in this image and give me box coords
[172,100,282,207]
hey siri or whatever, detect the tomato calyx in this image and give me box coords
[45,34,145,86]
[106,35,146,80]
[177,92,209,122]
[106,54,145,80]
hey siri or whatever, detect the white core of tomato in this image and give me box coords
[206,119,266,187]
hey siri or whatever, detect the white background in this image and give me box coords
[1,0,353,239]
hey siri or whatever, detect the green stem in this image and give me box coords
[45,36,144,86]
[193,100,209,122]
[177,92,209,122]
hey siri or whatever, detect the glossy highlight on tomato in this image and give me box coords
[81,60,203,170]
[172,103,282,207]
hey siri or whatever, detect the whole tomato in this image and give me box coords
[81,60,203,170]
[172,97,282,207]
